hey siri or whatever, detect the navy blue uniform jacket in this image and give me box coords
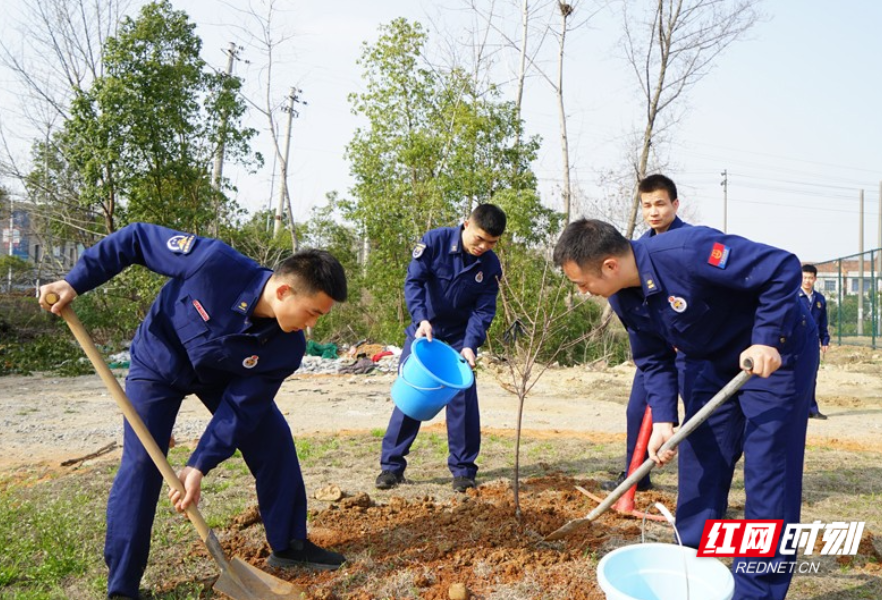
[404,226,501,350]
[798,288,830,346]
[609,226,810,424]
[65,223,305,474]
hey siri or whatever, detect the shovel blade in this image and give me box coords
[544,517,592,541]
[213,557,305,599]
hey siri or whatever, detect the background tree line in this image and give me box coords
[0,0,758,375]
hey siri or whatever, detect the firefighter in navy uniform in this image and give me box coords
[603,173,700,493]
[798,263,830,419]
[554,219,818,600]
[38,223,348,600]
[376,204,505,493]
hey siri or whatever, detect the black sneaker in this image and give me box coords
[452,476,476,493]
[809,412,828,420]
[600,471,653,492]
[375,470,404,490]
[268,539,346,570]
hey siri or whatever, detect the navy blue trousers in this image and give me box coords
[808,365,821,415]
[105,360,306,598]
[675,342,818,600]
[625,354,698,485]
[380,335,480,479]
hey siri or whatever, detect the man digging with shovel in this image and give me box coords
[39,223,348,600]
[554,219,818,600]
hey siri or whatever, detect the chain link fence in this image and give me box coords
[815,249,882,349]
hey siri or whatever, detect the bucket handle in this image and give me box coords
[641,502,692,600]
[397,355,444,392]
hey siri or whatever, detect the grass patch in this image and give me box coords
[0,475,108,597]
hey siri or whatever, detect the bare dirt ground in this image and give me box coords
[3,346,881,468]
[2,345,882,599]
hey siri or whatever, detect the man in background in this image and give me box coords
[799,263,830,419]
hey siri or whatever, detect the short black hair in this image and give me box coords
[470,203,507,237]
[553,219,631,273]
[802,264,818,276]
[638,174,678,201]
[276,249,348,302]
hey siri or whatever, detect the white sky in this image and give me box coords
[2,0,881,264]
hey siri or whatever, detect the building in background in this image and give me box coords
[1,199,82,292]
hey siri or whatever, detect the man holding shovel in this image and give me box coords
[39,222,348,600]
[554,219,818,600]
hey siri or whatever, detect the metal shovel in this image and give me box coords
[544,360,754,541]
[47,294,304,600]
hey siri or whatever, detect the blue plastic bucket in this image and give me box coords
[391,338,475,421]
[597,543,734,600]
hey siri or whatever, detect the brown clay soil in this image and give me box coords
[177,474,680,600]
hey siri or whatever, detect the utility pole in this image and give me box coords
[877,181,882,275]
[859,189,865,336]
[720,169,728,233]
[273,87,306,238]
[6,194,14,292]
[211,42,245,237]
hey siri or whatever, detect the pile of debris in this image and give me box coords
[297,341,402,375]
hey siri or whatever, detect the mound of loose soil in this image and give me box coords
[178,474,679,600]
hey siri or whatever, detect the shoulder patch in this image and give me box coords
[707,242,730,269]
[167,234,196,254]
[412,243,426,259]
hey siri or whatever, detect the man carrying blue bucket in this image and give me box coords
[376,204,506,493]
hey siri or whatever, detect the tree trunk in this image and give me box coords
[557,3,572,224]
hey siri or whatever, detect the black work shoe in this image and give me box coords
[268,539,346,571]
[375,470,404,490]
[809,412,828,420]
[452,476,476,493]
[600,471,653,492]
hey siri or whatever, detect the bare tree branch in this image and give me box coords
[620,0,761,239]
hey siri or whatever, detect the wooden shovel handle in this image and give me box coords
[45,293,215,545]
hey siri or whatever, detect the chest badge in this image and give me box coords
[242,355,259,369]
[412,243,426,259]
[192,299,210,322]
[816,301,822,309]
[475,271,484,283]
[668,295,688,313]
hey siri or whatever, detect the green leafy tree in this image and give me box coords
[57,0,260,235]
[343,18,548,342]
